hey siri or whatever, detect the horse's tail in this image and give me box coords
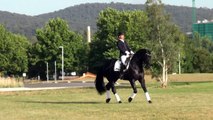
[95,68,106,95]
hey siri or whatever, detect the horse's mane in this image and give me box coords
[133,49,150,58]
[130,49,150,65]
[135,49,150,55]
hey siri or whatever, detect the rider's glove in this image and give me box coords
[125,51,130,55]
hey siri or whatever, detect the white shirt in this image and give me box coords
[119,39,125,43]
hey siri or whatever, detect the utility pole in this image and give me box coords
[192,0,196,24]
[87,26,91,43]
[192,0,196,38]
[59,46,64,81]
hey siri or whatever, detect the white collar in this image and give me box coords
[119,39,125,42]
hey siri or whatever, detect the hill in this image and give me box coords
[0,3,213,42]
[0,11,45,42]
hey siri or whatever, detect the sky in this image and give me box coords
[0,0,212,16]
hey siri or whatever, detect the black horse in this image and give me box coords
[95,49,152,103]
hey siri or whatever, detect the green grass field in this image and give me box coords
[0,80,212,120]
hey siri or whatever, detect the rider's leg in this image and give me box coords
[119,55,128,79]
[121,55,128,72]
[121,55,128,66]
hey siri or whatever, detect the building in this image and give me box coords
[192,0,213,40]
[193,20,213,40]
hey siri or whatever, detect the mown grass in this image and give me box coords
[0,81,212,120]
[168,73,213,82]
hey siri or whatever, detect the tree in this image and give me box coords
[89,8,149,73]
[145,0,185,87]
[28,18,87,79]
[192,48,213,72]
[0,24,29,76]
[182,38,195,73]
[182,33,213,73]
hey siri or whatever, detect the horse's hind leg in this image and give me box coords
[105,82,111,103]
[128,80,137,103]
[139,78,152,103]
[111,82,122,103]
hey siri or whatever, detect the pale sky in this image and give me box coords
[0,0,212,16]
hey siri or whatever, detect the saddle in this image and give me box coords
[114,55,132,72]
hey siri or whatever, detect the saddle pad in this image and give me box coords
[114,60,121,71]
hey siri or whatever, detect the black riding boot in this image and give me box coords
[120,64,126,79]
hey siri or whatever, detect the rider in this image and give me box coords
[117,32,134,72]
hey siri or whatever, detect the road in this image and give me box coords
[0,81,128,92]
[24,82,95,88]
[0,81,95,92]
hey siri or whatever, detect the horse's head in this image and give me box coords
[144,49,151,69]
[133,49,152,69]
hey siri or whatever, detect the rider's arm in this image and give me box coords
[117,41,127,55]
[124,41,134,54]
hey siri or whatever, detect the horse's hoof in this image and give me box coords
[118,101,122,103]
[148,100,152,104]
[128,97,133,103]
[106,98,111,103]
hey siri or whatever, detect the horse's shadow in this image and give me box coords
[19,101,103,105]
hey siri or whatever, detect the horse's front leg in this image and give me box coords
[139,78,152,103]
[128,79,137,103]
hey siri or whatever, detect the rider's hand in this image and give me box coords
[130,51,134,54]
[125,51,130,55]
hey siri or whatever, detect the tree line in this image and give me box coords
[0,0,213,87]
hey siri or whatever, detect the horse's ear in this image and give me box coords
[146,53,151,57]
[145,49,151,57]
[148,49,151,53]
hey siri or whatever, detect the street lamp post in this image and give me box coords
[178,53,181,74]
[54,61,57,83]
[46,62,49,82]
[59,46,64,81]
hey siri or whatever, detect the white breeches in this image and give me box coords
[121,55,129,65]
